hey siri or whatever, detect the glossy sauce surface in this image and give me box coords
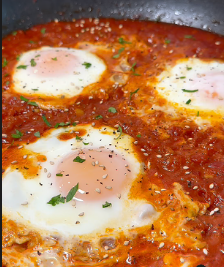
[2,19,224,267]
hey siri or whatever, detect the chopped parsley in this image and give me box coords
[4,73,9,77]
[76,135,82,141]
[47,183,79,206]
[16,55,20,61]
[42,115,51,127]
[197,111,200,117]
[2,58,8,68]
[95,115,103,120]
[35,54,41,58]
[131,62,141,76]
[186,67,192,71]
[66,183,79,202]
[20,96,29,102]
[73,156,86,163]
[32,89,39,91]
[20,96,38,106]
[11,130,23,139]
[17,65,28,70]
[186,99,192,105]
[102,201,112,208]
[30,59,37,67]
[12,31,17,36]
[6,81,10,86]
[115,125,123,140]
[54,122,70,128]
[137,134,141,138]
[118,37,132,44]
[52,57,57,61]
[29,40,37,44]
[130,88,139,99]
[108,107,117,113]
[182,89,198,93]
[41,28,46,34]
[56,173,63,176]
[72,122,77,126]
[34,131,41,138]
[113,47,125,59]
[82,62,92,69]
[28,101,38,107]
[165,39,171,44]
[131,62,137,72]
[47,195,65,206]
[83,142,89,145]
[179,76,186,79]
[184,35,194,39]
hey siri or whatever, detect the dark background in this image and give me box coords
[2,0,224,37]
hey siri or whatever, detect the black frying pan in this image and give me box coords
[2,0,224,37]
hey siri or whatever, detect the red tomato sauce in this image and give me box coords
[2,19,224,267]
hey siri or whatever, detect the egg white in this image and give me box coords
[12,47,106,99]
[2,124,159,238]
[156,58,224,113]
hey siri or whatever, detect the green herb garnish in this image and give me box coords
[83,142,89,145]
[73,156,86,163]
[54,122,70,128]
[182,89,198,93]
[17,65,28,70]
[16,55,20,61]
[118,37,132,44]
[115,126,122,140]
[165,39,171,44]
[76,135,82,141]
[4,73,9,77]
[197,111,200,117]
[41,28,46,34]
[47,183,79,206]
[29,40,37,44]
[108,107,117,113]
[186,99,192,105]
[35,54,41,58]
[186,67,192,71]
[11,130,23,139]
[20,96,38,106]
[20,96,29,102]
[32,89,39,91]
[130,88,139,99]
[56,173,63,177]
[131,62,141,76]
[72,122,77,126]
[12,31,17,36]
[66,183,79,202]
[6,81,10,86]
[184,35,194,39]
[95,115,103,120]
[2,58,8,68]
[137,134,141,138]
[34,131,41,138]
[47,195,65,206]
[179,76,186,79]
[102,201,112,208]
[28,101,38,106]
[113,47,125,59]
[42,115,51,127]
[52,57,57,61]
[30,59,37,67]
[82,62,92,69]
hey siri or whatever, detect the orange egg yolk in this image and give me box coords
[54,148,133,202]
